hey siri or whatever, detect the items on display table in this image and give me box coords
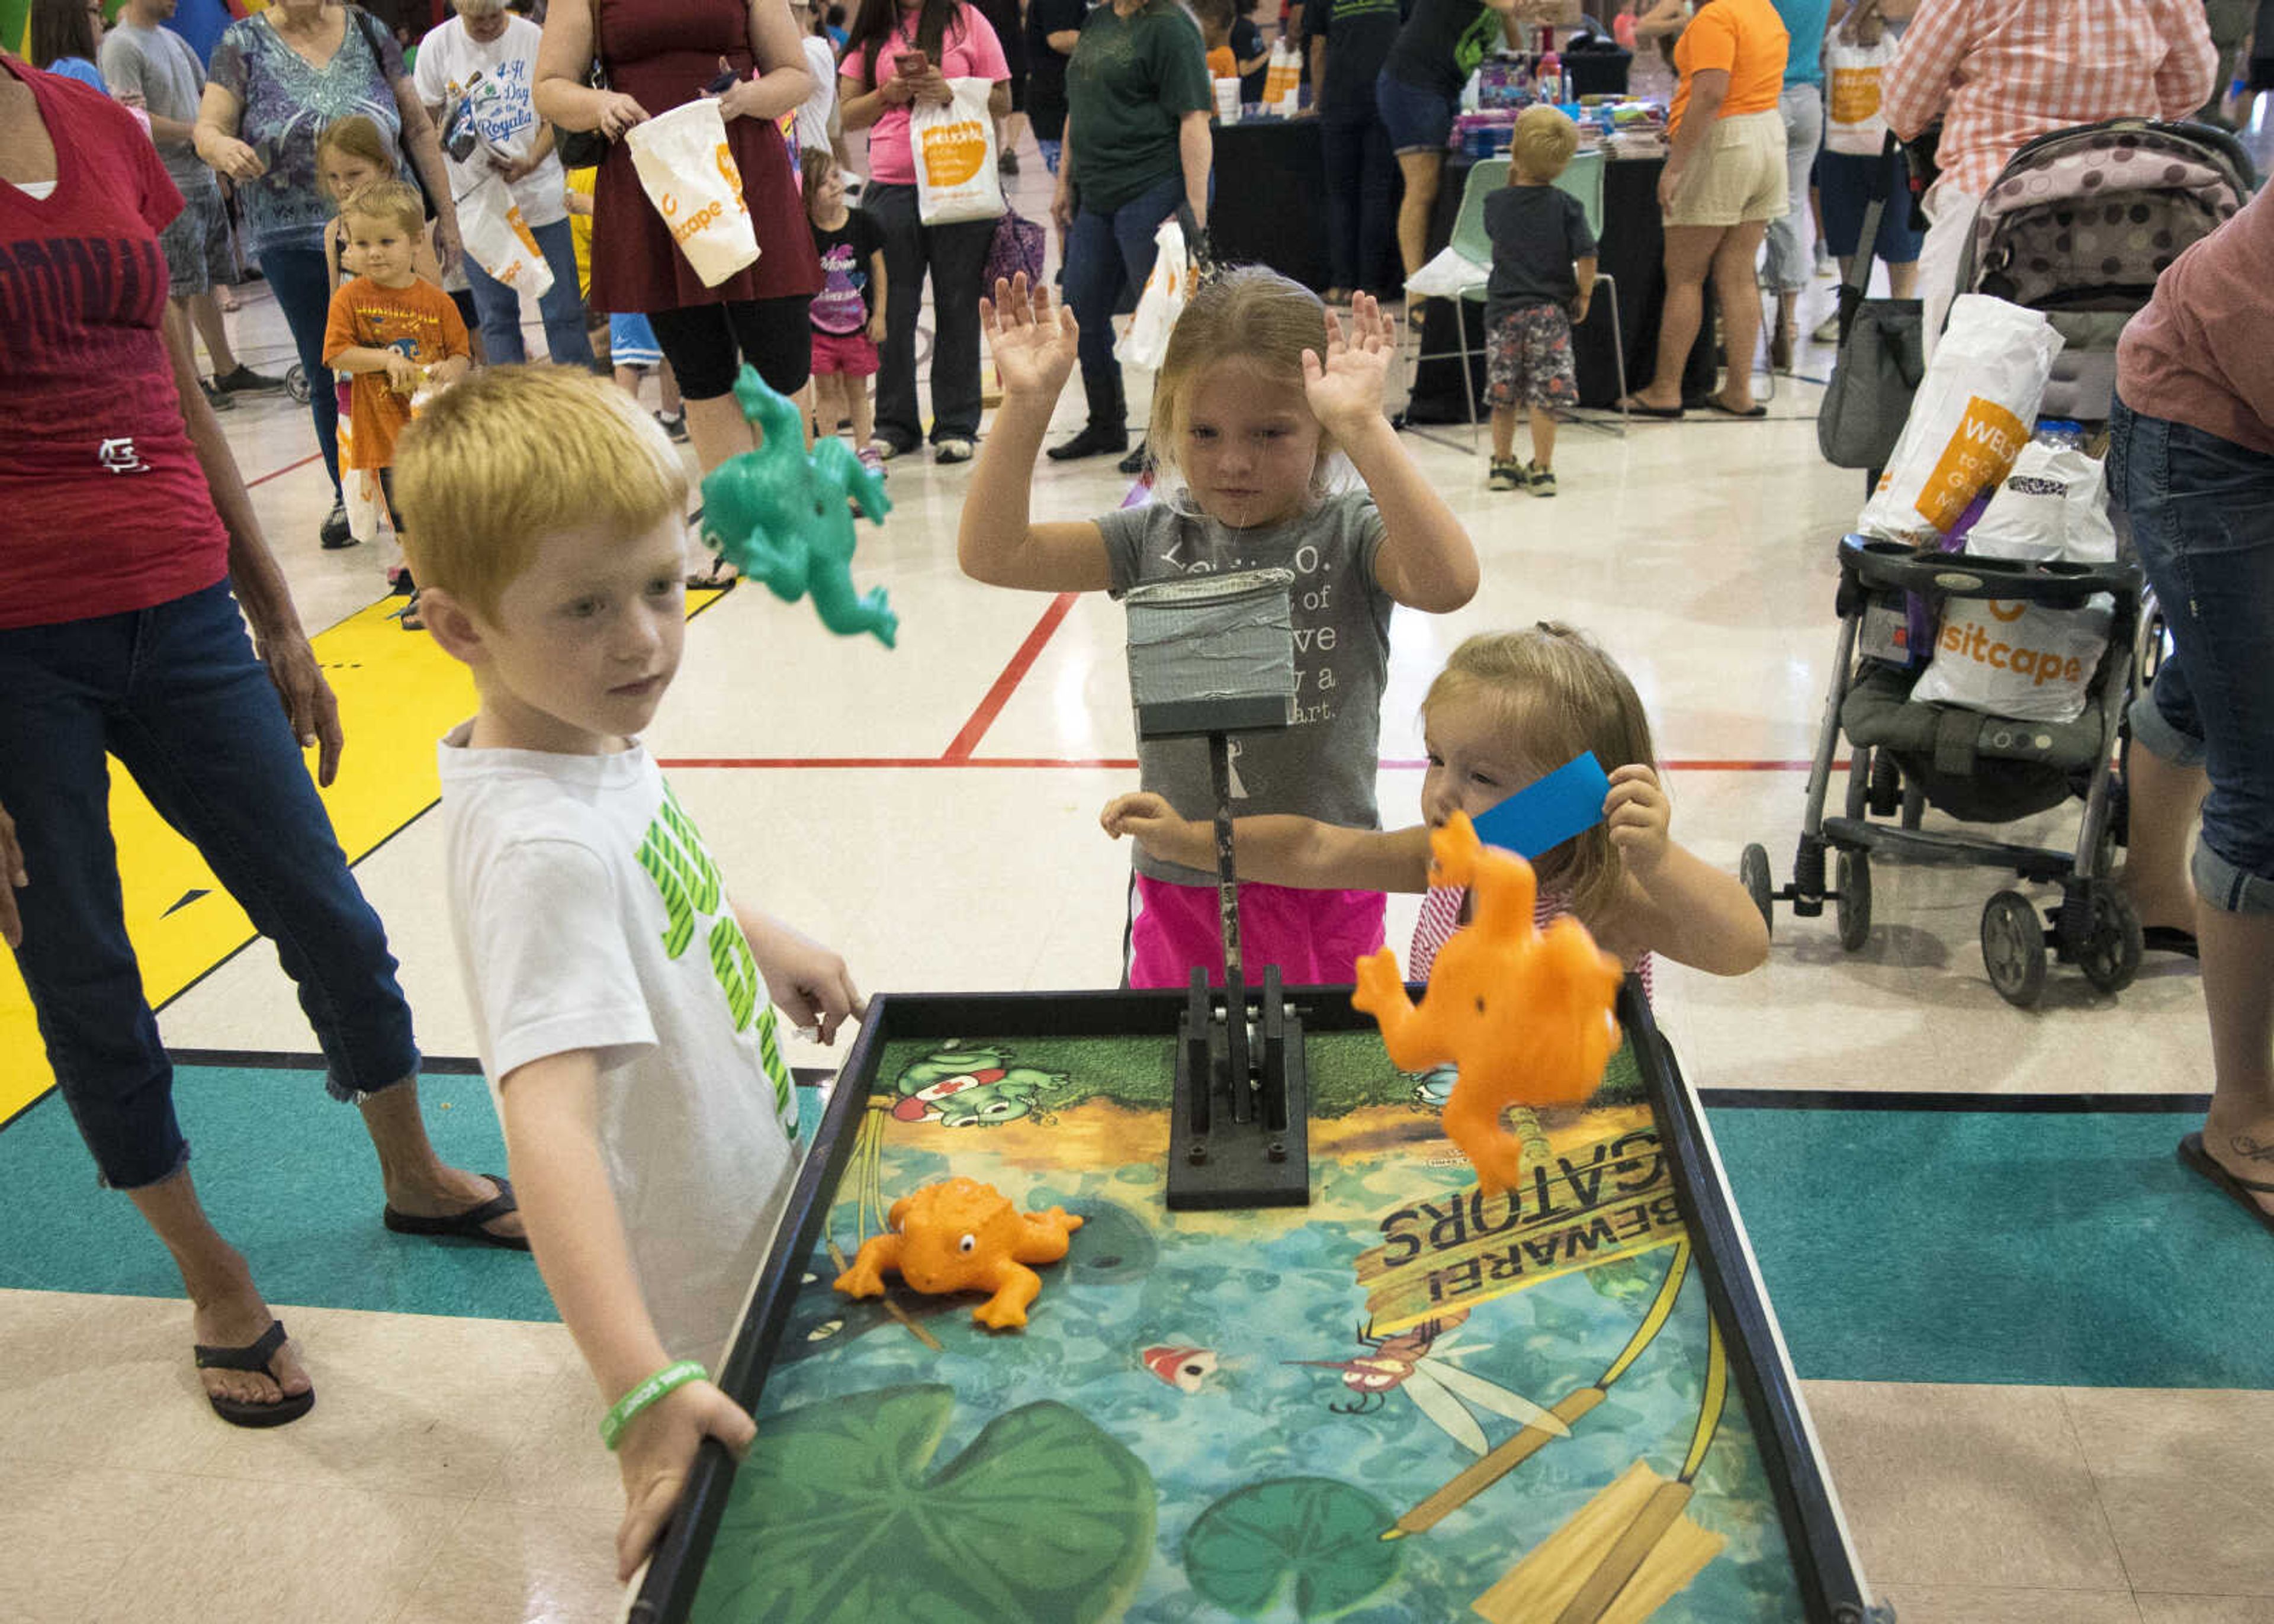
[1450,97,1665,160]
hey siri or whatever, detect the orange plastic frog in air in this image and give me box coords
[831,1176,1084,1330]
[1352,812,1625,1196]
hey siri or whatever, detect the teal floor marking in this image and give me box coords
[0,1065,822,1324]
[1715,1104,2274,1390]
[4,1072,2267,1388]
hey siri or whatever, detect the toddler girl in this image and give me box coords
[962,266,1481,987]
[316,117,450,575]
[1104,626,1771,989]
[801,146,888,473]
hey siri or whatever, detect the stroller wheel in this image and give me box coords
[1836,851,1872,952]
[2072,882,2143,995]
[1981,891,2048,1008]
[1739,844,1774,938]
[285,362,309,404]
[1867,751,1902,819]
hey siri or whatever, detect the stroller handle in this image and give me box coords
[1840,534,2141,609]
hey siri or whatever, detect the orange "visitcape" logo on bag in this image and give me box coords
[921,119,990,187]
[1935,615,2090,687]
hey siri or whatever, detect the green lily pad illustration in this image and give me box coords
[1181,1477,1403,1620]
[691,1384,1156,1624]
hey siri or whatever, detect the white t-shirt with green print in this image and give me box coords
[439,728,797,1367]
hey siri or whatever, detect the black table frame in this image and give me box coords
[628,982,1884,1624]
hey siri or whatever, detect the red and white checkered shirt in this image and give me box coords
[1881,0,2218,200]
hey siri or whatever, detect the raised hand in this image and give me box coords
[1604,764,1673,877]
[981,274,1080,401]
[1300,290,1394,442]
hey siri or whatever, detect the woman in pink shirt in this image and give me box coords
[2111,186,2274,1243]
[1881,0,2215,352]
[839,0,1011,463]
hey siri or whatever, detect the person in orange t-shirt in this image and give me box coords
[322,179,473,628]
[1616,0,1788,420]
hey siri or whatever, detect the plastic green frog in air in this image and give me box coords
[696,364,898,647]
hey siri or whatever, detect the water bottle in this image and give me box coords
[2034,419,2086,450]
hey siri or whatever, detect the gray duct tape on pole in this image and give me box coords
[1126,567,1300,741]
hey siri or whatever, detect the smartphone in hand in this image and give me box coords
[706,65,742,95]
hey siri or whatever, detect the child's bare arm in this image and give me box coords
[959,276,1115,591]
[1302,297,1478,613]
[733,905,866,1044]
[1598,766,1768,975]
[497,1049,758,1581]
[1102,792,1434,892]
[866,247,888,343]
[1573,253,1598,316]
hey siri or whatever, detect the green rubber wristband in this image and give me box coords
[599,1360,709,1451]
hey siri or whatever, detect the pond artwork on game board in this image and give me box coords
[683,1030,1812,1624]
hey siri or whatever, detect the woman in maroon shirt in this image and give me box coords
[537,0,824,495]
[0,57,523,1429]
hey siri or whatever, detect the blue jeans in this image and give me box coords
[1321,114,1398,294]
[1062,172,1185,409]
[465,215,594,368]
[260,241,341,496]
[2111,397,2274,915]
[0,583,419,1188]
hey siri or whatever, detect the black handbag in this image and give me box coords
[555,1,612,170]
[1818,132,1926,472]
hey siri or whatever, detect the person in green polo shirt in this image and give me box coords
[1047,0,1213,468]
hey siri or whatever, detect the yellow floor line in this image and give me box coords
[1,590,728,1123]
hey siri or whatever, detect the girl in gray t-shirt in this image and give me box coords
[961,265,1482,988]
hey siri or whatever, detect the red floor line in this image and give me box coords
[246,449,324,488]
[655,755,1845,772]
[941,592,1079,761]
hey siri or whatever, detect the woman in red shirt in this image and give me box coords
[0,56,525,1429]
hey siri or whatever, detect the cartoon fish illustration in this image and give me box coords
[1142,1344,1219,1394]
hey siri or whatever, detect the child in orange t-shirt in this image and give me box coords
[322,180,473,628]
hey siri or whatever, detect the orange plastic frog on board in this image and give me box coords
[1351,812,1625,1196]
[831,1176,1084,1330]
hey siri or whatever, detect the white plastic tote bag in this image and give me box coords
[1823,36,1897,156]
[1859,295,2064,547]
[913,78,1006,224]
[626,98,760,287]
[455,169,555,300]
[1911,442,2119,723]
[1116,218,1189,371]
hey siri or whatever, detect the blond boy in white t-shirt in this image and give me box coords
[394,365,863,1581]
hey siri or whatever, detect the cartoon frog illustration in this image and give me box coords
[891,1044,1068,1127]
[832,1176,1084,1330]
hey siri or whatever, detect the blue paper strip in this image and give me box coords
[1470,752,1613,861]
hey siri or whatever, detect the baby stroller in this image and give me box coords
[1742,119,2254,1008]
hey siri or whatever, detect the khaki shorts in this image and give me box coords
[1663,109,1790,229]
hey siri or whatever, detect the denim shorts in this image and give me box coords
[1376,69,1454,155]
[2111,397,2274,915]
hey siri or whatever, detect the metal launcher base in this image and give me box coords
[1167,964,1311,1211]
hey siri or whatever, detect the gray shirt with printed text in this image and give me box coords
[1100,491,1394,887]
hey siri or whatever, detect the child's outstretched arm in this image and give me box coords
[497,1049,758,1582]
[1601,765,1770,975]
[1302,294,1479,613]
[958,275,1114,592]
[1103,792,1433,892]
[734,906,866,1043]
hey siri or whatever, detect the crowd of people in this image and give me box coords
[3,0,2271,1598]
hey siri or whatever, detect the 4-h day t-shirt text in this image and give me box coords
[440,732,799,1366]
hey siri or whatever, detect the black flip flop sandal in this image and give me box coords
[195,1319,314,1429]
[2141,925,2200,959]
[1701,399,1768,419]
[2179,1132,2274,1239]
[383,1172,531,1251]
[1615,397,1685,420]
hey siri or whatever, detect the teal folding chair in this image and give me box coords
[1550,149,1629,436]
[1403,157,1506,454]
